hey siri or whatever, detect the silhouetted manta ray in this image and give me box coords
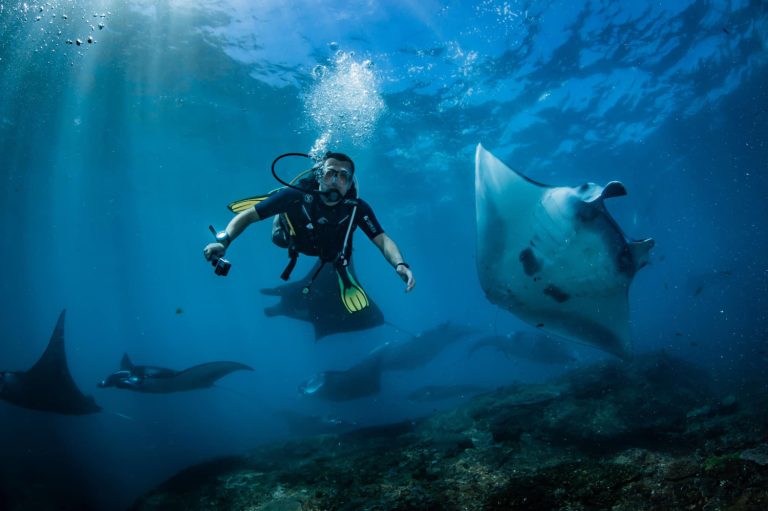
[298,355,382,402]
[475,144,654,359]
[372,322,478,371]
[0,310,100,415]
[260,260,384,340]
[98,354,253,393]
[297,323,476,402]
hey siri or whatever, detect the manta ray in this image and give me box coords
[298,355,382,402]
[260,260,384,340]
[0,310,100,415]
[297,322,477,402]
[98,354,253,393]
[372,322,478,371]
[475,144,653,359]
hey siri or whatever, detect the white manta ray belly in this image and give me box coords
[475,144,653,359]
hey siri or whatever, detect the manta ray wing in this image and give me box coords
[475,144,653,359]
[3,310,100,415]
[136,362,253,393]
[377,322,477,371]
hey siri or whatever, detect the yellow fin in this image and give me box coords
[337,268,369,313]
[226,168,315,214]
[227,195,272,214]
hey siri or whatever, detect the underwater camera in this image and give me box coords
[212,257,231,277]
[208,224,232,277]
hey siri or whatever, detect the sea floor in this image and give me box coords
[128,351,768,511]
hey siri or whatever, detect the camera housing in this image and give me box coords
[213,258,231,277]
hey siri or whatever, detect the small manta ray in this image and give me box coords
[98,354,253,393]
[475,144,654,359]
[298,355,382,402]
[0,309,100,415]
[297,323,477,402]
[373,322,478,371]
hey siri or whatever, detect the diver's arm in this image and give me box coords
[372,233,415,292]
[203,207,261,261]
[225,207,261,243]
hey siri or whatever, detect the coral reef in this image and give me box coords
[130,352,768,510]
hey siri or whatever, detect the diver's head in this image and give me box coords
[317,152,354,203]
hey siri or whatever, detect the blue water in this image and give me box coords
[1,1,766,508]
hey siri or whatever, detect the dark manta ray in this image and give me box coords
[261,260,384,340]
[297,323,477,402]
[0,310,100,415]
[98,353,253,393]
[298,355,382,402]
[475,144,654,359]
[374,322,478,371]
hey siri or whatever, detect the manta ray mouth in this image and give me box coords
[300,373,327,395]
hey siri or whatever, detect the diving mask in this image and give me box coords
[320,168,352,185]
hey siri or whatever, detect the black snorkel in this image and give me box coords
[271,152,315,191]
[271,152,351,203]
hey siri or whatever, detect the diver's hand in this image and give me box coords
[396,265,415,293]
[203,242,226,262]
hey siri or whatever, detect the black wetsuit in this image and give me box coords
[255,187,384,262]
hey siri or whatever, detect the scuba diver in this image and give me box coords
[203,152,415,313]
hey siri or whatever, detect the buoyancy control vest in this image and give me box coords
[272,176,360,282]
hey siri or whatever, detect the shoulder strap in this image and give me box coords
[338,203,358,267]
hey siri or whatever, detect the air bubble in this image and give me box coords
[311,65,326,79]
[305,50,385,148]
